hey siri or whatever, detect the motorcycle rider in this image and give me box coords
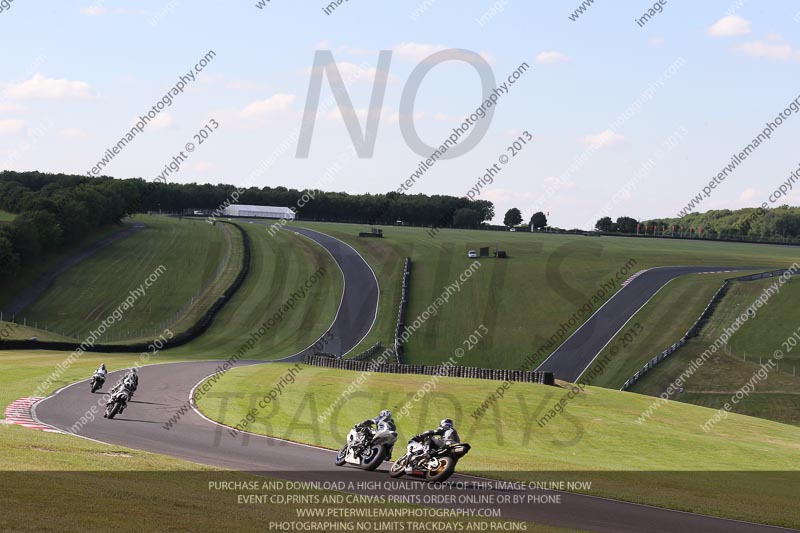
[355,409,397,460]
[110,368,138,396]
[408,418,460,467]
[94,364,107,379]
[104,379,134,417]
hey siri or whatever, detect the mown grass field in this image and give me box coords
[166,222,343,360]
[0,209,16,222]
[292,222,800,369]
[196,363,800,528]
[18,215,231,342]
[0,353,545,532]
[0,223,123,312]
[631,276,800,425]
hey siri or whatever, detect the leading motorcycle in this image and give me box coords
[90,373,105,393]
[334,421,397,471]
[389,437,471,482]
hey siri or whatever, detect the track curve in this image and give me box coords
[536,266,758,381]
[33,245,782,531]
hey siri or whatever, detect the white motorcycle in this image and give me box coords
[335,421,398,471]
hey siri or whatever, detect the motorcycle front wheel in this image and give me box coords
[389,454,408,478]
[106,402,121,419]
[334,445,348,466]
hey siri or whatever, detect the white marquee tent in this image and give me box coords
[221,205,295,219]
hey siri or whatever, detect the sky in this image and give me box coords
[1,0,800,229]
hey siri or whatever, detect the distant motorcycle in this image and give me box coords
[104,389,130,419]
[90,373,106,393]
[389,437,471,482]
[335,421,398,471]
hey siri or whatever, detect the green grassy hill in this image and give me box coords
[17,216,234,342]
[630,276,800,425]
[292,221,800,369]
[165,222,343,360]
[197,363,800,528]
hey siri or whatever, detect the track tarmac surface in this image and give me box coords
[536,266,757,381]
[33,232,781,531]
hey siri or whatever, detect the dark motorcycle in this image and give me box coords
[389,438,471,482]
[90,373,105,393]
[104,389,130,419]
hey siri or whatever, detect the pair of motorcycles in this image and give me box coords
[335,422,471,483]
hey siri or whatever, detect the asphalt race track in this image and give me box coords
[536,266,758,382]
[34,233,780,531]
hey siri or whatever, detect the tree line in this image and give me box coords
[0,171,496,277]
[595,206,800,240]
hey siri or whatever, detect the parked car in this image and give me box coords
[509,228,516,232]
[467,250,478,258]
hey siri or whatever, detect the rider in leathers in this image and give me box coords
[409,418,460,467]
[356,409,397,460]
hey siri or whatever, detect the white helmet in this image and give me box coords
[379,409,391,419]
[440,418,454,429]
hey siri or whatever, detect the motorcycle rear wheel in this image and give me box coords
[425,456,456,483]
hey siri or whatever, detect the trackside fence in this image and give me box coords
[0,221,251,353]
[303,354,555,385]
[348,341,382,361]
[394,258,411,363]
[620,268,799,391]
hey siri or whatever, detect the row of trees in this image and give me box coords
[0,171,498,277]
[502,208,548,230]
[595,207,800,239]
[0,173,138,277]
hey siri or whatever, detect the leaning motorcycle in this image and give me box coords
[389,438,471,482]
[90,373,105,393]
[104,389,130,419]
[335,422,397,471]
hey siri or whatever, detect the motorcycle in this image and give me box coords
[389,437,471,482]
[90,373,106,393]
[104,389,131,419]
[334,422,398,471]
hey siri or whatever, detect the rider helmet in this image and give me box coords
[439,418,454,429]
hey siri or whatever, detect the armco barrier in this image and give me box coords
[0,221,251,353]
[303,354,555,385]
[394,257,411,363]
[349,341,382,361]
[620,267,798,391]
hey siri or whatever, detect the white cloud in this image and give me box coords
[194,161,214,172]
[0,119,25,135]
[734,41,800,61]
[150,113,174,129]
[648,36,665,46]
[3,73,94,100]
[708,15,750,37]
[535,51,570,65]
[392,42,449,63]
[739,188,757,202]
[582,129,625,149]
[59,128,88,139]
[238,93,296,119]
[80,6,107,16]
[0,102,25,113]
[766,33,784,42]
[391,42,494,65]
[307,61,397,85]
